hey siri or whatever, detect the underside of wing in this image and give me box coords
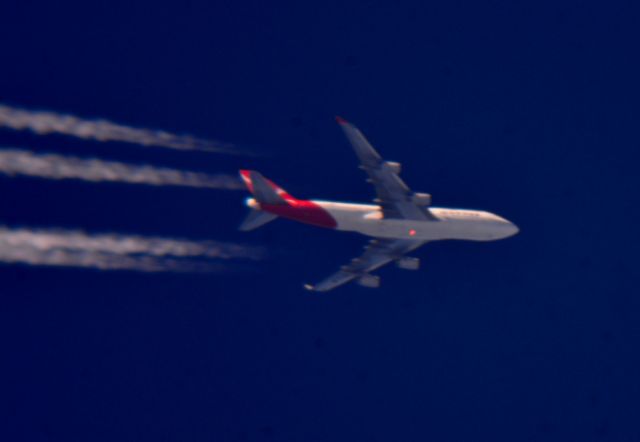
[336,117,437,221]
[305,238,426,292]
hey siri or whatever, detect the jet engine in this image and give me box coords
[385,161,401,174]
[396,256,420,270]
[411,192,432,206]
[357,274,380,288]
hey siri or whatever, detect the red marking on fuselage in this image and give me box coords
[261,199,337,229]
[240,169,335,228]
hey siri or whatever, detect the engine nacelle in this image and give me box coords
[357,274,380,288]
[411,192,432,206]
[385,161,401,174]
[396,257,420,270]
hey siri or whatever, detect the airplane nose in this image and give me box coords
[492,218,519,239]
[487,215,519,240]
[505,222,519,237]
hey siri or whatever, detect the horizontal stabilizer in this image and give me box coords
[238,210,278,231]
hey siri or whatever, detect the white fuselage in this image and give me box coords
[313,201,519,241]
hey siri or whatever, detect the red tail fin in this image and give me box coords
[239,170,294,204]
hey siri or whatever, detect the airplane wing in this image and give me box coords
[305,238,427,292]
[336,117,437,221]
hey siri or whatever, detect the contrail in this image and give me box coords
[0,148,244,190]
[0,103,236,154]
[0,226,265,273]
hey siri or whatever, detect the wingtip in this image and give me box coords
[303,284,316,292]
[335,116,348,125]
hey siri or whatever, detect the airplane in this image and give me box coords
[238,116,519,292]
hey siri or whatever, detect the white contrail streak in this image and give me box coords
[0,104,235,153]
[0,148,244,189]
[0,226,265,273]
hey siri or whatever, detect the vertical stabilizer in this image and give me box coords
[238,210,278,231]
[239,170,290,205]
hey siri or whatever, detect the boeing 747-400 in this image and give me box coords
[239,117,518,292]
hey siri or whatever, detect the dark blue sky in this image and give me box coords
[1,1,639,441]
